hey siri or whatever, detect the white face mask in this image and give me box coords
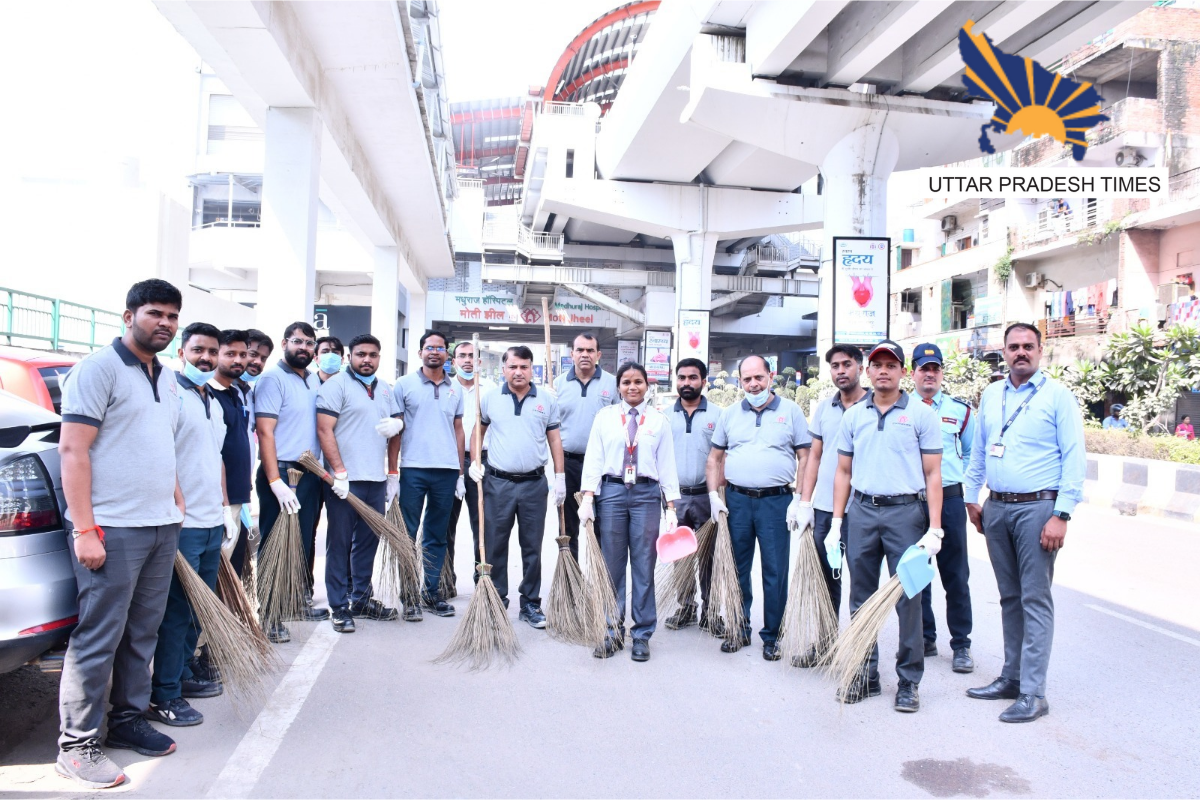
[745,388,771,408]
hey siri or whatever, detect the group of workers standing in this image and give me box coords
[49,278,1085,790]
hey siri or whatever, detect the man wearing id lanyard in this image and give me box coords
[965,322,1085,724]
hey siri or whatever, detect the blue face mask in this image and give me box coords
[183,360,213,386]
[318,353,342,373]
[745,388,772,408]
[351,369,375,386]
[458,369,474,381]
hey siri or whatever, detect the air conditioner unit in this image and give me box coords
[1157,282,1191,305]
[941,215,958,232]
[1115,147,1145,168]
[1024,271,1042,289]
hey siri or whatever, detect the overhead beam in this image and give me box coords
[745,0,847,78]
[822,1,953,87]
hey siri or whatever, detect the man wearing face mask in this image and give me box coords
[147,322,229,728]
[705,355,811,661]
[254,322,328,643]
[317,335,403,633]
[315,336,344,383]
[445,340,497,594]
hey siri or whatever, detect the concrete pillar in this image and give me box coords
[816,123,900,364]
[258,107,321,343]
[405,290,427,373]
[371,246,400,383]
[671,230,718,367]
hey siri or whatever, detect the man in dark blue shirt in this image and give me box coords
[209,330,253,578]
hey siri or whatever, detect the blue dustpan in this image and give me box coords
[897,545,935,599]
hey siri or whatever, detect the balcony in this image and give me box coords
[1038,313,1111,340]
[481,221,565,263]
[1012,199,1111,257]
[1125,168,1200,230]
[744,238,821,272]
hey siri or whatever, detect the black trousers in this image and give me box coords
[673,492,713,613]
[561,454,585,559]
[921,493,973,649]
[483,473,547,608]
[446,452,484,585]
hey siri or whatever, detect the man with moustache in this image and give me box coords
[445,340,497,593]
[208,330,254,583]
[238,329,273,464]
[254,322,328,643]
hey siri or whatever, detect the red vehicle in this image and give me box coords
[0,347,80,415]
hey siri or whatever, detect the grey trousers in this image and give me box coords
[59,523,180,750]
[597,480,660,639]
[673,492,713,613]
[982,498,1057,697]
[846,497,927,685]
[483,474,548,608]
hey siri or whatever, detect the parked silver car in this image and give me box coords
[0,390,77,674]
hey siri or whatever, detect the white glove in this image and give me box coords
[708,490,728,523]
[787,496,814,532]
[468,460,486,482]
[270,479,301,515]
[386,473,399,505]
[331,471,350,500]
[664,506,678,531]
[222,505,239,554]
[455,475,466,499]
[917,528,944,557]
[553,472,567,507]
[826,517,843,568]
[375,417,404,438]
[578,494,595,522]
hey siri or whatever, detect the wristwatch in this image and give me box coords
[1052,511,1071,522]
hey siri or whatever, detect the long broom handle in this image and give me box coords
[473,334,486,567]
[541,297,553,387]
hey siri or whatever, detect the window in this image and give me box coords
[980,214,989,241]
[201,200,261,228]
[565,149,575,179]
[900,289,921,315]
[899,248,914,269]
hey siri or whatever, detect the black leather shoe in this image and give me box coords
[422,598,455,617]
[331,607,355,633]
[1000,694,1049,723]
[762,642,782,661]
[665,606,697,630]
[631,638,650,662]
[924,639,938,657]
[180,677,222,699]
[967,676,1021,701]
[403,603,423,622]
[300,605,330,622]
[351,598,399,621]
[837,673,882,704]
[894,680,920,713]
[720,634,751,653]
[699,613,727,638]
[952,647,975,673]
[266,622,291,644]
[592,636,624,659]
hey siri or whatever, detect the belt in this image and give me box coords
[564,451,586,462]
[602,475,655,485]
[486,466,545,483]
[853,490,923,507]
[943,483,964,498]
[990,490,1058,503]
[727,483,792,499]
[679,483,708,496]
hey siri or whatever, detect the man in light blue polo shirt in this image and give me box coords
[965,322,1085,724]
[912,343,976,674]
[833,340,943,713]
[395,330,466,619]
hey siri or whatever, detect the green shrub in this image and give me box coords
[1084,428,1200,464]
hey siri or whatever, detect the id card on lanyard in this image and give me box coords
[621,411,645,485]
[991,376,1047,458]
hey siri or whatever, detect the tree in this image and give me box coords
[1103,323,1200,432]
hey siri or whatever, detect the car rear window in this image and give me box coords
[37,366,73,415]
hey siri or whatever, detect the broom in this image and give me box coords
[707,510,747,647]
[546,506,604,647]
[174,552,278,705]
[256,468,309,629]
[296,451,423,606]
[578,497,619,641]
[216,551,270,657]
[654,518,716,622]
[435,334,520,669]
[379,500,423,607]
[779,523,839,669]
[824,574,906,702]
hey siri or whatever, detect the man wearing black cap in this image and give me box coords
[832,340,944,712]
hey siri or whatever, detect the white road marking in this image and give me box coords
[206,627,340,798]
[1085,604,1200,647]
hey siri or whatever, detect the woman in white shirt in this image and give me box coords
[579,362,680,662]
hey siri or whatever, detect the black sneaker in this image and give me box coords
[720,634,751,653]
[105,717,176,757]
[895,680,920,713]
[762,642,782,661]
[351,598,399,621]
[837,673,883,704]
[266,622,291,643]
[146,697,203,727]
[403,603,423,622]
[791,647,822,668]
[189,647,220,683]
[421,597,455,617]
[519,603,547,629]
[181,677,222,699]
[331,607,355,633]
[924,639,938,657]
[56,740,126,789]
[664,605,697,630]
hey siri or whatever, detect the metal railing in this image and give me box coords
[1013,199,1106,250]
[481,221,565,262]
[1,287,123,353]
[192,220,261,230]
[745,238,822,269]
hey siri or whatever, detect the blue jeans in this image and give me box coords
[324,481,385,610]
[151,524,222,703]
[399,467,458,599]
[725,490,791,645]
[921,493,973,649]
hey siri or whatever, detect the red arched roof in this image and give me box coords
[543,1,658,110]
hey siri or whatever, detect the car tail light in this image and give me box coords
[19,615,78,636]
[0,455,62,535]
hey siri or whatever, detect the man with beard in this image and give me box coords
[56,280,185,788]
[148,322,229,727]
[208,331,253,581]
[445,340,497,594]
[317,334,403,632]
[791,345,868,665]
[254,322,328,643]
[965,323,1085,723]
[394,331,466,619]
[238,330,273,464]
[663,358,724,634]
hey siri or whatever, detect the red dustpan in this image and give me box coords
[656,525,697,563]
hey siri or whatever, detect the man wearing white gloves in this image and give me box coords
[317,335,403,634]
[471,346,564,629]
[832,340,943,713]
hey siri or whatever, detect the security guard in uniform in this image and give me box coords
[912,343,976,673]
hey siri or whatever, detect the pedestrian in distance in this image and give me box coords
[705,354,811,661]
[56,279,187,788]
[446,340,498,593]
[394,330,466,620]
[1176,414,1194,440]
[911,343,976,673]
[580,362,679,661]
[1102,403,1129,430]
[148,322,230,728]
[793,344,868,666]
[965,322,1086,723]
[468,345,565,629]
[832,340,944,712]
